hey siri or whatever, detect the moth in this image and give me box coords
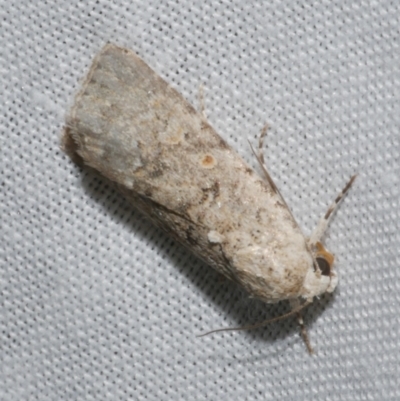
[65,44,355,352]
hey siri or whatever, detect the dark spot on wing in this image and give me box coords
[200,181,220,203]
[186,103,197,114]
[185,225,198,246]
[218,137,229,149]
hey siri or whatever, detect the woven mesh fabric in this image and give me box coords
[1,1,399,400]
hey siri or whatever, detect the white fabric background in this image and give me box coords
[1,1,399,400]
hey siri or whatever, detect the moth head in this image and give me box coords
[301,241,338,301]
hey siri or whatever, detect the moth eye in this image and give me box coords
[313,241,334,277]
[316,257,331,276]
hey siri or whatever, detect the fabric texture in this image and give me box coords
[1,1,399,400]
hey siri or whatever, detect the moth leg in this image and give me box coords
[309,174,357,246]
[290,299,314,354]
[249,125,280,194]
[250,126,297,218]
[257,124,269,164]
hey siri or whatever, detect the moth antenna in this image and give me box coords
[197,300,311,337]
[309,174,357,246]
